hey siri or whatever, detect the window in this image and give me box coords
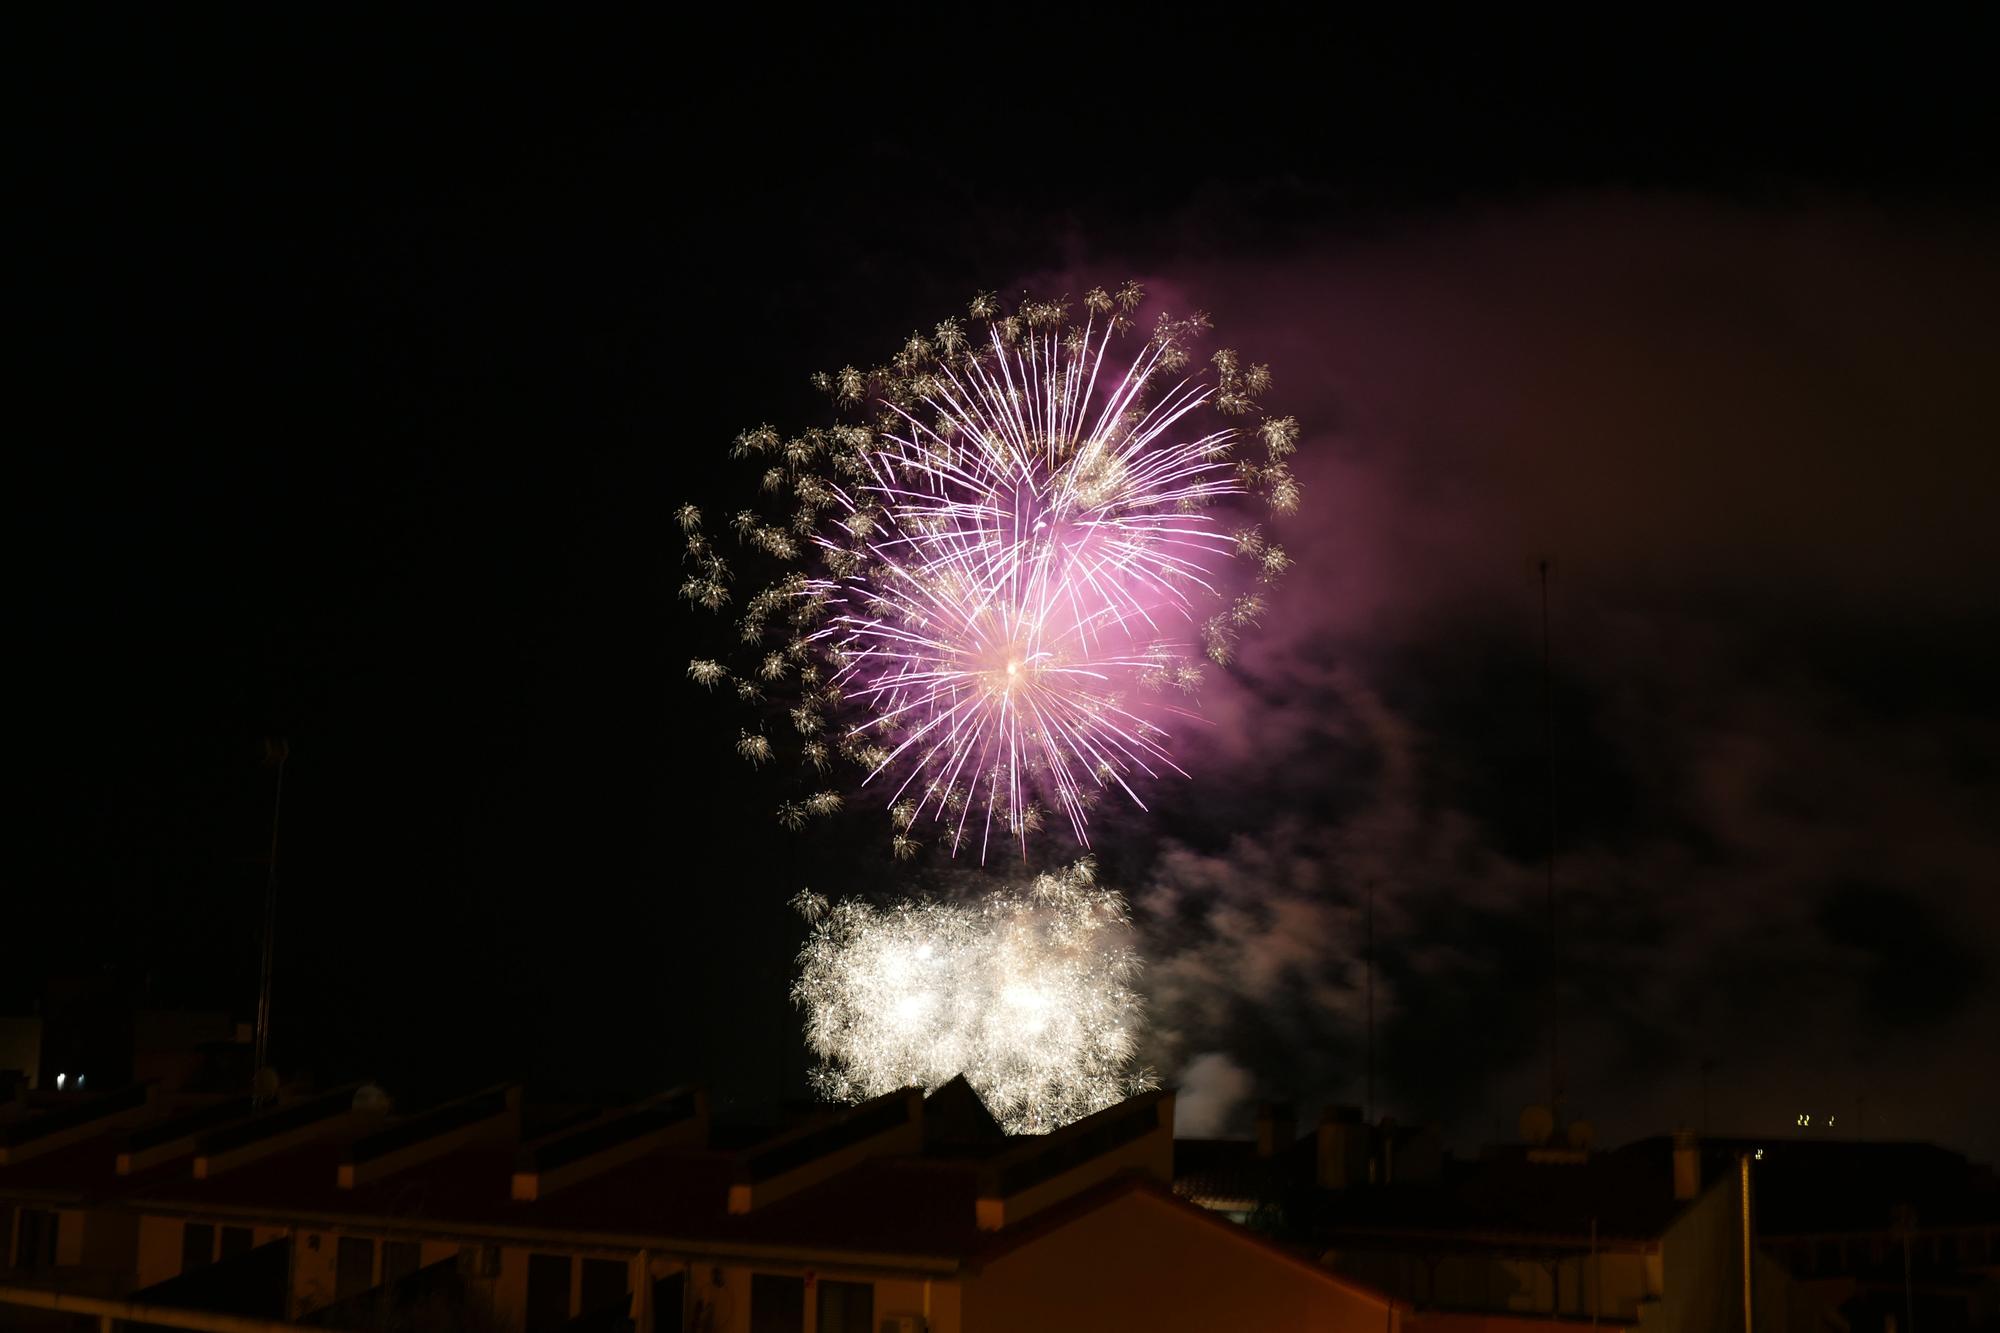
[750,1273,804,1333]
[335,1236,376,1300]
[181,1222,215,1272]
[16,1209,57,1273]
[580,1257,628,1318]
[817,1279,873,1333]
[652,1270,686,1333]
[526,1253,574,1333]
[220,1226,253,1261]
[382,1240,421,1285]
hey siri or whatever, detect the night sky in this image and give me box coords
[16,14,1998,1155]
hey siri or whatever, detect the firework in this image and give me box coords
[683,284,1298,854]
[791,859,1153,1134]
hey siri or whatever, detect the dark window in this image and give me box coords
[382,1240,421,1284]
[335,1236,375,1300]
[817,1279,873,1333]
[526,1253,573,1333]
[652,1271,686,1333]
[750,1273,804,1333]
[580,1257,628,1317]
[219,1226,253,1260]
[181,1222,215,1272]
[16,1209,57,1273]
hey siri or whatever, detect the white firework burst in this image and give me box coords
[791,859,1154,1133]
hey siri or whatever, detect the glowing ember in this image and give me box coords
[792,859,1153,1133]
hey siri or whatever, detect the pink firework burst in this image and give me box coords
[810,320,1247,856]
[683,284,1297,856]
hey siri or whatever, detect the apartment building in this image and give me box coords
[2,1077,1408,1332]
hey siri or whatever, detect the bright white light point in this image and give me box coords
[791,859,1154,1134]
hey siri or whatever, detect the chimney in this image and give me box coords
[1315,1105,1368,1189]
[1672,1128,1700,1201]
[1255,1102,1295,1158]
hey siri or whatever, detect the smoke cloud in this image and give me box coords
[1059,194,2000,1156]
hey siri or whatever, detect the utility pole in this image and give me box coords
[1741,1153,1756,1333]
[1539,559,1562,1121]
[253,737,288,1108]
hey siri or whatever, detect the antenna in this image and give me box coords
[1539,559,1562,1122]
[253,737,288,1109]
[1364,879,1375,1125]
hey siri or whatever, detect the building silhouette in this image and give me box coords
[1175,1107,2000,1332]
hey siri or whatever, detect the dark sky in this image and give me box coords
[15,13,1998,1151]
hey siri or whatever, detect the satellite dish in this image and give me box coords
[1567,1119,1595,1151]
[1519,1104,1556,1146]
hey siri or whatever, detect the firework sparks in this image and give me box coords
[810,320,1242,854]
[682,285,1298,855]
[792,859,1154,1134]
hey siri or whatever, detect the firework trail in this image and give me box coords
[683,283,1298,857]
[791,859,1153,1134]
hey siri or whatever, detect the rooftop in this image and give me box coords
[0,1079,1183,1274]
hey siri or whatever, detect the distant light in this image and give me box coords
[55,1073,65,1089]
[1755,1148,1765,1159]
[76,1075,85,1089]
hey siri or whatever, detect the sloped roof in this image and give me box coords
[119,1121,993,1267]
[970,1171,1400,1308]
[923,1075,1005,1147]
[0,1127,195,1205]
